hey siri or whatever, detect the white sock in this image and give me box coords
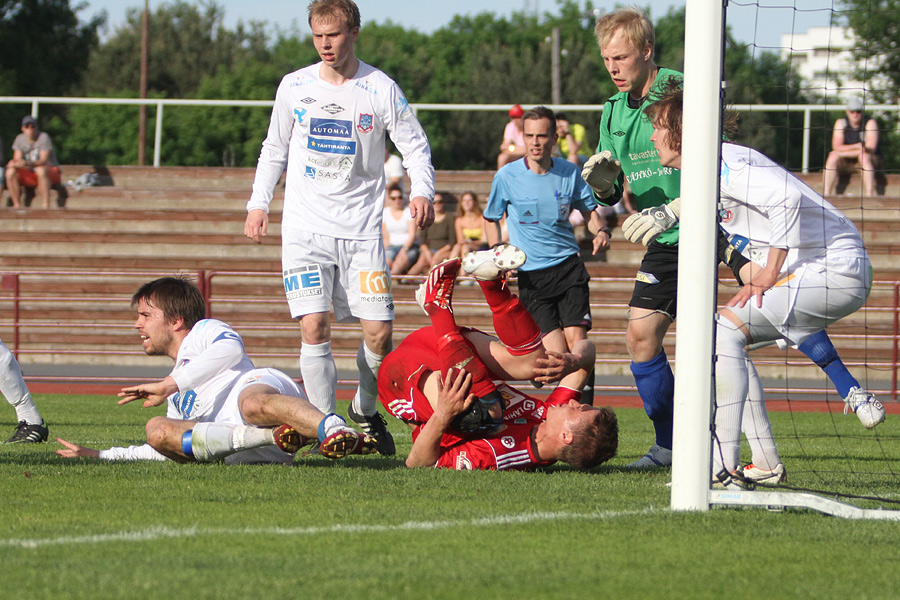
[742,358,781,469]
[189,422,238,462]
[232,425,275,451]
[0,340,40,424]
[713,321,749,475]
[318,414,348,441]
[188,424,277,461]
[300,341,338,414]
[352,341,387,416]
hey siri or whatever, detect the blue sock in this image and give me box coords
[181,430,194,457]
[317,413,345,442]
[631,349,675,449]
[797,330,858,398]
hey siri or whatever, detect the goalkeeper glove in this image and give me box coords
[621,197,681,245]
[581,151,621,199]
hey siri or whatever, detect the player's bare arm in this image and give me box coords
[118,376,178,408]
[56,438,100,458]
[405,369,474,468]
[585,209,610,254]
[727,247,787,309]
[244,209,269,243]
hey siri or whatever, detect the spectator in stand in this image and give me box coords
[555,112,591,166]
[497,104,526,169]
[5,115,61,209]
[452,191,488,259]
[823,96,882,197]
[408,191,457,277]
[382,183,420,276]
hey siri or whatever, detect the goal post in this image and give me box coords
[670,0,900,520]
[669,0,725,512]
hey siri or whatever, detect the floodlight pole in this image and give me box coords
[138,0,150,166]
[670,0,725,511]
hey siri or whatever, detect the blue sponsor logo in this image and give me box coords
[174,390,197,418]
[305,166,316,179]
[308,137,356,155]
[394,96,410,116]
[310,118,352,138]
[284,270,322,292]
[354,79,378,95]
[294,108,307,125]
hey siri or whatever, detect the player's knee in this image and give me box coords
[626,329,661,362]
[715,315,747,359]
[145,417,170,449]
[238,391,270,423]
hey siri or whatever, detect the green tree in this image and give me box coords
[79,0,269,99]
[0,0,103,148]
[0,0,103,95]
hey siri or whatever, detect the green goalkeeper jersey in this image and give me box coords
[597,67,683,246]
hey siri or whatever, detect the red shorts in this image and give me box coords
[378,326,491,425]
[16,166,61,187]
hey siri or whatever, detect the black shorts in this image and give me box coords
[630,241,678,318]
[517,254,592,334]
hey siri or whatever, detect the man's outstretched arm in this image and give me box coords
[406,370,474,468]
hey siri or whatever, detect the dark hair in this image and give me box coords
[643,77,739,154]
[131,277,206,329]
[386,182,402,194]
[522,106,557,135]
[308,0,361,30]
[559,406,619,469]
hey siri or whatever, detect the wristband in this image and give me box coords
[598,227,612,238]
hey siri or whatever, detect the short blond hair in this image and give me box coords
[595,6,655,59]
[308,0,360,30]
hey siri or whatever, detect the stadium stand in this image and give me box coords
[0,166,898,398]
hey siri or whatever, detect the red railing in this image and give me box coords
[1,269,898,400]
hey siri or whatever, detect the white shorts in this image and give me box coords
[217,368,307,465]
[728,256,872,346]
[281,226,394,323]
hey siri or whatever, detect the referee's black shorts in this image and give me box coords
[517,253,592,335]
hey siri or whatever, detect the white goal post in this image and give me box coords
[669,0,900,520]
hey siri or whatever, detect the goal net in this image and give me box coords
[671,0,900,519]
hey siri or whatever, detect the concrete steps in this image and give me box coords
[0,165,897,390]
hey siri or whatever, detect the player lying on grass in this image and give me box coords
[378,246,618,470]
[640,81,882,485]
[56,277,376,464]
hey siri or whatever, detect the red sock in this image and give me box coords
[478,279,543,355]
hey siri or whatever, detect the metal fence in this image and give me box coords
[2,96,899,172]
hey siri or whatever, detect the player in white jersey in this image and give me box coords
[245,0,435,456]
[642,82,882,485]
[56,277,376,464]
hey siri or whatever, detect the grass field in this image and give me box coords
[3,393,900,600]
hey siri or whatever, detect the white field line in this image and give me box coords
[2,508,658,549]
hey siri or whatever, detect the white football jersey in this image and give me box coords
[165,319,255,422]
[249,61,434,240]
[718,143,867,273]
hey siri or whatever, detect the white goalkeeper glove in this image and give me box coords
[581,151,622,199]
[621,197,681,245]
